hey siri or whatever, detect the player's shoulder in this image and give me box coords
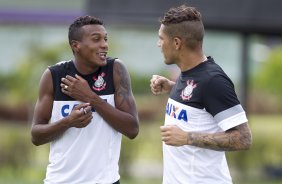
[112,58,128,71]
[202,58,230,84]
[204,57,224,74]
[48,60,73,71]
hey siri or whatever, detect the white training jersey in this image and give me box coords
[44,58,121,184]
[162,57,248,184]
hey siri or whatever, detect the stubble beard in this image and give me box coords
[164,57,175,65]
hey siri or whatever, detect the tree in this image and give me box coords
[0,42,71,121]
[254,46,282,95]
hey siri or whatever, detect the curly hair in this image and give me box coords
[160,5,204,50]
[68,15,103,44]
[161,5,202,25]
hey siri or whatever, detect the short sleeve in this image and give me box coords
[203,75,247,130]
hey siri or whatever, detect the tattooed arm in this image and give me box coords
[105,59,139,138]
[60,59,139,139]
[161,123,252,151]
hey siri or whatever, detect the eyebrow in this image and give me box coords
[90,33,107,37]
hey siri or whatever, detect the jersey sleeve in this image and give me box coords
[203,75,248,131]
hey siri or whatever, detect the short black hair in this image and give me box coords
[160,5,204,50]
[68,15,103,44]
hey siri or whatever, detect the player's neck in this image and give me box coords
[73,59,99,75]
[178,51,206,72]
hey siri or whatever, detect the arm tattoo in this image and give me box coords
[188,123,252,151]
[114,62,132,108]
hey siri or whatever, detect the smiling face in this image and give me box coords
[72,24,108,67]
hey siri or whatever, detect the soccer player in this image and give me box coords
[150,5,252,184]
[31,15,139,184]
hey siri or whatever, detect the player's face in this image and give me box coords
[157,24,177,65]
[75,24,108,67]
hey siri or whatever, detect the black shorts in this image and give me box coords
[113,180,120,184]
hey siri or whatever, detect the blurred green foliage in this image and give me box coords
[130,71,170,95]
[0,42,71,104]
[227,115,282,182]
[0,123,44,183]
[249,46,282,113]
[131,74,151,94]
[0,41,158,105]
[0,124,31,168]
[253,46,282,96]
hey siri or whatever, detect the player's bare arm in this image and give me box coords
[109,59,139,138]
[61,60,139,139]
[187,123,252,151]
[114,60,132,109]
[150,75,175,95]
[161,123,252,151]
[31,69,92,146]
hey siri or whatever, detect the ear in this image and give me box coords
[174,37,182,50]
[70,40,80,53]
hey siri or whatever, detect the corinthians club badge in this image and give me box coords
[92,72,106,91]
[180,80,197,101]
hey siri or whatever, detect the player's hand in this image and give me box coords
[66,103,93,128]
[61,74,95,102]
[150,75,174,95]
[160,125,187,146]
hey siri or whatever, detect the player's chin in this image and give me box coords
[164,60,172,65]
[94,57,107,66]
[163,57,170,64]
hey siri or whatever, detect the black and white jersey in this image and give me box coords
[44,58,121,184]
[163,57,247,184]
